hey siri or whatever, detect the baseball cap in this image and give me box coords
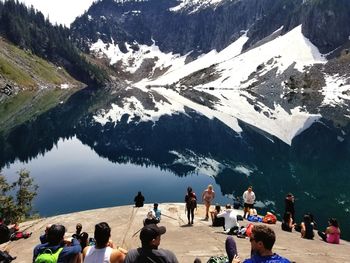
[140,224,166,243]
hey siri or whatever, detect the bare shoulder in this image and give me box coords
[110,248,127,263]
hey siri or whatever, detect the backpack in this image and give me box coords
[262,213,277,224]
[206,256,228,263]
[0,250,16,263]
[35,247,63,263]
[186,194,197,210]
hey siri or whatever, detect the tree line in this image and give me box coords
[0,0,108,86]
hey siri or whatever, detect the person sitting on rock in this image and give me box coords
[83,222,127,263]
[317,218,341,244]
[134,192,145,208]
[124,224,178,263]
[39,224,52,244]
[33,224,81,263]
[217,204,239,233]
[153,203,162,222]
[144,210,159,226]
[281,212,294,232]
[210,204,224,227]
[230,225,291,263]
[72,223,82,239]
[300,214,314,240]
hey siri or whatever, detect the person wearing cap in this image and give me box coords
[124,224,178,263]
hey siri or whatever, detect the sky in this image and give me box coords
[18,0,96,27]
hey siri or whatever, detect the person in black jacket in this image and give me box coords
[134,192,145,207]
[284,193,295,222]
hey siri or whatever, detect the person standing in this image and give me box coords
[202,185,215,220]
[242,186,256,219]
[134,192,145,208]
[185,187,197,225]
[124,224,178,263]
[284,193,295,222]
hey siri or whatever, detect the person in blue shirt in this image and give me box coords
[33,224,81,263]
[229,225,291,263]
[153,203,161,222]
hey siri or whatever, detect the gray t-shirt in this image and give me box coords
[124,248,179,263]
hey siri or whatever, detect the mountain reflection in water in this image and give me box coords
[1,88,350,240]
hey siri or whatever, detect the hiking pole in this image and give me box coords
[161,213,178,221]
[132,227,142,238]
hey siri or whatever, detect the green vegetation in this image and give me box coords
[0,0,108,86]
[0,169,38,222]
[0,55,35,87]
[0,88,75,133]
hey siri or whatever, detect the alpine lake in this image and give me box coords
[1,87,350,240]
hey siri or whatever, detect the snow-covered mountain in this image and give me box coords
[71,0,350,145]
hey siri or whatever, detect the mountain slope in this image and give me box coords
[0,37,83,133]
[70,0,350,145]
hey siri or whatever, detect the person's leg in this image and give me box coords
[318,230,327,242]
[243,204,248,218]
[191,208,195,224]
[225,236,238,263]
[205,202,210,219]
[187,208,191,224]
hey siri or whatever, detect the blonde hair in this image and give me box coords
[208,184,213,190]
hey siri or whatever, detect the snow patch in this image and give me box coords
[170,0,224,13]
[60,83,70,89]
[233,165,254,177]
[322,75,350,107]
[90,39,186,75]
[170,150,224,177]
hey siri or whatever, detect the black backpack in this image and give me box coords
[0,250,16,263]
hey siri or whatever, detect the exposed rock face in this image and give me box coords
[71,0,350,57]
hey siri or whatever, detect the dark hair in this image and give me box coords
[328,218,339,228]
[80,232,89,242]
[303,214,311,224]
[283,212,291,223]
[252,225,275,250]
[187,187,193,193]
[215,204,221,213]
[47,224,65,245]
[154,203,158,208]
[94,222,111,247]
[225,204,231,209]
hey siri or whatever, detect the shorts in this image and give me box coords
[244,203,254,209]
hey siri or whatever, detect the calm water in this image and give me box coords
[1,88,350,240]
[2,136,231,216]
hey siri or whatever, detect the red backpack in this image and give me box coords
[262,212,277,224]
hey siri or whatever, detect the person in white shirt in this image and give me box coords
[83,222,127,263]
[243,186,256,219]
[217,204,239,233]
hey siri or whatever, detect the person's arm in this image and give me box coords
[110,248,127,263]
[202,190,206,201]
[60,238,82,258]
[242,191,246,202]
[300,222,305,237]
[82,246,91,261]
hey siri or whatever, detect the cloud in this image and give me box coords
[18,0,95,27]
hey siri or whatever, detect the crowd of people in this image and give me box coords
[0,185,342,263]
